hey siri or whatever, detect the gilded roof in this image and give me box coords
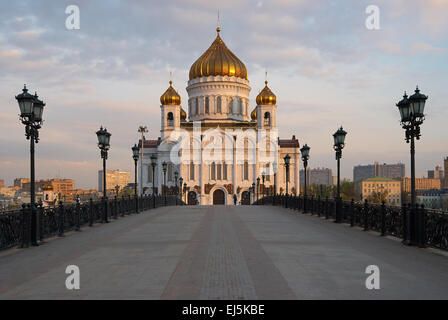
[189,28,248,80]
[160,81,181,105]
[256,81,277,105]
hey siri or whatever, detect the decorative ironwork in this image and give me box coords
[254,195,448,251]
[0,195,183,251]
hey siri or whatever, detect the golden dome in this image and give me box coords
[189,28,248,80]
[160,81,181,105]
[250,108,257,121]
[42,184,53,191]
[180,107,187,121]
[256,81,276,105]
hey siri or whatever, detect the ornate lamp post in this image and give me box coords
[333,127,347,223]
[183,182,187,203]
[150,154,157,195]
[283,154,290,195]
[273,162,277,195]
[179,176,183,202]
[300,144,310,213]
[262,174,265,198]
[162,162,167,205]
[251,182,255,204]
[256,177,260,201]
[396,87,428,246]
[174,171,179,195]
[138,126,148,196]
[96,126,111,222]
[132,143,140,213]
[16,85,45,247]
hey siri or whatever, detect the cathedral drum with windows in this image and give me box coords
[139,27,300,205]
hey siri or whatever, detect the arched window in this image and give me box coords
[167,112,174,126]
[217,96,222,113]
[243,161,249,180]
[195,98,199,115]
[264,112,271,126]
[239,98,243,114]
[211,162,216,180]
[205,96,209,114]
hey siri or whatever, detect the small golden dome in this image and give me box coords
[250,108,257,121]
[180,107,187,121]
[160,80,181,105]
[256,81,277,105]
[189,28,248,80]
[42,184,53,191]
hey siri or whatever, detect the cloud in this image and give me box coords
[410,42,446,55]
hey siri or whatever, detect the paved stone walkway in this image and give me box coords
[1,205,448,299]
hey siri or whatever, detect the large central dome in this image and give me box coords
[189,27,248,80]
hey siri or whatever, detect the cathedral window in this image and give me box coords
[217,163,222,180]
[211,162,216,180]
[239,98,243,114]
[195,98,199,115]
[167,112,174,126]
[243,161,249,180]
[217,96,222,113]
[190,162,195,180]
[205,96,209,114]
[264,112,271,126]
[223,162,227,180]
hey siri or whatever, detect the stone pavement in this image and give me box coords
[1,205,447,299]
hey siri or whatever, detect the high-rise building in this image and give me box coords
[300,167,333,186]
[353,162,405,182]
[98,169,131,192]
[428,165,444,186]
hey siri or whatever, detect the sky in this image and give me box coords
[0,0,447,189]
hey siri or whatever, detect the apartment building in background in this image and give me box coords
[299,167,333,187]
[361,177,402,206]
[401,177,441,193]
[353,162,405,182]
[98,169,131,192]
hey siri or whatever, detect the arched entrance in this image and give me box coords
[188,191,197,205]
[213,189,225,205]
[241,191,250,205]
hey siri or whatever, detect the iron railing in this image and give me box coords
[254,195,448,251]
[0,195,183,251]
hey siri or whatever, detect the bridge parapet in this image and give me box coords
[0,195,184,251]
[254,195,448,251]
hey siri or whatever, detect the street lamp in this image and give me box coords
[333,126,347,223]
[301,144,310,213]
[16,85,45,247]
[162,162,167,205]
[396,87,428,246]
[150,154,157,195]
[283,154,290,196]
[256,177,260,201]
[132,143,140,213]
[174,171,179,195]
[251,182,255,204]
[183,182,187,203]
[96,126,111,223]
[273,162,277,195]
[179,176,183,202]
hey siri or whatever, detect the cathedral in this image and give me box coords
[139,27,300,205]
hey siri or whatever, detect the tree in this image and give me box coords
[340,179,356,201]
[368,191,388,204]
